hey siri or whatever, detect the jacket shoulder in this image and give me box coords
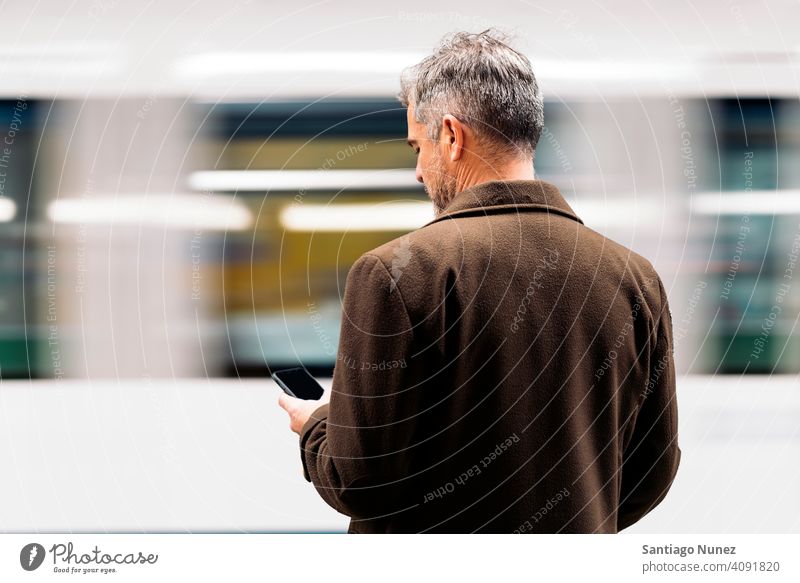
[361,226,447,274]
[580,224,662,282]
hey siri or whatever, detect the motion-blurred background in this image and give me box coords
[1,0,798,533]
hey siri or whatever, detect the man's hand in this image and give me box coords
[278,389,331,435]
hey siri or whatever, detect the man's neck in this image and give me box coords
[457,158,535,193]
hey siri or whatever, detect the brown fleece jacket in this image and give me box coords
[298,179,681,533]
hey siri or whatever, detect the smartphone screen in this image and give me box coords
[272,367,325,400]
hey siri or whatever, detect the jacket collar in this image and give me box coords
[422,179,583,227]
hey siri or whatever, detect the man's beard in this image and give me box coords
[425,150,458,216]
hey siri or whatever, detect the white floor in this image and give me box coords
[0,375,798,533]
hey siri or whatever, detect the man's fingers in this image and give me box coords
[277,390,319,435]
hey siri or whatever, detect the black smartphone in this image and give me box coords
[272,367,325,400]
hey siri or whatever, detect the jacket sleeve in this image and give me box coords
[298,253,421,520]
[617,276,682,531]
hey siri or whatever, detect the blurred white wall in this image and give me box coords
[1,375,798,533]
[0,0,798,99]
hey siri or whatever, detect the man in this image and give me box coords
[279,29,681,533]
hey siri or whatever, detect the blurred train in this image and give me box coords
[2,94,798,379]
[1,0,799,382]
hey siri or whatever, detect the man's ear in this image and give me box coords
[441,114,464,162]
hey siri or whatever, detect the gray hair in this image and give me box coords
[398,28,544,162]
